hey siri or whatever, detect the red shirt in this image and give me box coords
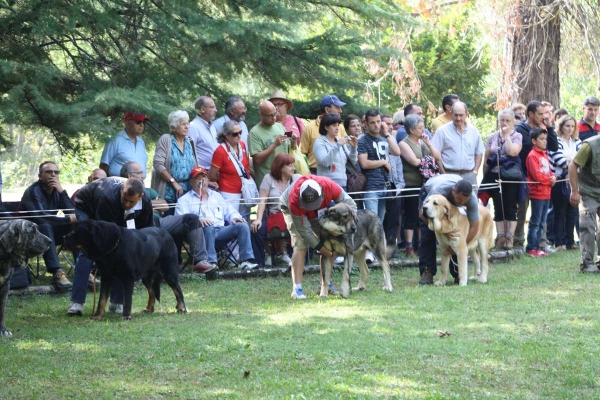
[288,175,342,219]
[211,142,251,194]
[577,119,600,142]
[526,147,554,200]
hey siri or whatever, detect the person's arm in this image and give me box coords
[334,190,358,214]
[300,128,311,156]
[546,126,559,152]
[251,188,269,233]
[569,160,581,207]
[358,154,389,171]
[385,134,401,156]
[99,163,109,175]
[20,186,73,225]
[137,199,156,228]
[252,135,287,167]
[473,154,482,175]
[466,220,480,244]
[483,147,491,173]
[313,139,336,168]
[99,139,115,175]
[399,141,420,166]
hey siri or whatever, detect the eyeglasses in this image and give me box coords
[43,170,60,175]
[272,102,286,108]
[229,130,242,137]
[130,171,143,176]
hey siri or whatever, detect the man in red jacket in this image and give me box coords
[525,128,557,257]
[279,175,356,299]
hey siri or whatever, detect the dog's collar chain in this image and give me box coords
[102,236,121,256]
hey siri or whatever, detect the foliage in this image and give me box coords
[0,0,410,148]
[2,251,599,398]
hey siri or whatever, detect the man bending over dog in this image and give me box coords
[418,175,479,285]
[280,175,357,299]
[67,177,154,315]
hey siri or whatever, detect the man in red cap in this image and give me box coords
[280,175,356,299]
[100,111,150,178]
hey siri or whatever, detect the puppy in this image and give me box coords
[319,203,393,298]
[422,194,493,286]
[64,220,186,320]
[0,220,51,336]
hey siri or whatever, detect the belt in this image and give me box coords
[446,169,472,174]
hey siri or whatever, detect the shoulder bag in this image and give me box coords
[497,136,522,181]
[341,144,366,194]
[222,143,259,207]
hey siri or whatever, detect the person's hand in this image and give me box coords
[382,161,392,172]
[173,182,184,197]
[570,191,580,208]
[69,214,77,224]
[320,246,333,258]
[550,175,557,187]
[208,181,219,190]
[199,218,213,227]
[337,135,349,146]
[48,177,64,193]
[500,123,512,138]
[542,115,554,129]
[442,247,454,256]
[232,217,246,224]
[251,219,262,233]
[348,135,358,148]
[422,134,431,145]
[290,135,298,148]
[274,135,287,148]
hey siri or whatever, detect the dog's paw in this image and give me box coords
[340,282,350,298]
[478,275,488,283]
[469,275,479,280]
[122,316,132,321]
[352,282,366,291]
[177,308,188,314]
[382,284,393,293]
[0,328,13,337]
[143,307,154,313]
[89,315,103,321]
[434,280,446,286]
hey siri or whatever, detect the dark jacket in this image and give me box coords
[20,181,74,225]
[515,121,558,177]
[75,177,154,228]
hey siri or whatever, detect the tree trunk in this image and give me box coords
[501,0,561,108]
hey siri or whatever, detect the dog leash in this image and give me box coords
[90,269,98,317]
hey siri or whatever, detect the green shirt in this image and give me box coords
[249,122,288,187]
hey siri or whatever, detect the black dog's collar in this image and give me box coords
[102,236,121,257]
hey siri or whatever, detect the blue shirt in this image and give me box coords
[396,126,432,143]
[164,135,196,203]
[213,114,249,150]
[100,130,148,178]
[188,116,218,169]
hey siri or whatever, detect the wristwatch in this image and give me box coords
[169,177,175,183]
[384,134,391,139]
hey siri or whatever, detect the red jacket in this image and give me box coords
[526,147,554,200]
[289,175,342,219]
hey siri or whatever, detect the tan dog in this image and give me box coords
[422,194,493,286]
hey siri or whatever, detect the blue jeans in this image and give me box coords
[363,190,387,221]
[526,199,550,251]
[203,223,255,263]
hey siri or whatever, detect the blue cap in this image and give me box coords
[320,94,346,108]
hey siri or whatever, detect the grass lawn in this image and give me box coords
[2,250,599,399]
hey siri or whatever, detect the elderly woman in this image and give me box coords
[549,115,581,250]
[482,109,523,250]
[151,110,198,215]
[398,114,443,257]
[313,113,358,191]
[208,120,252,213]
[251,153,301,266]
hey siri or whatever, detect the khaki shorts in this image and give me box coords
[283,211,321,250]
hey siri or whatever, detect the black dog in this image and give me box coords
[64,220,186,320]
[0,220,52,336]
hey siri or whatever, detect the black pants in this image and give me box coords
[383,197,402,244]
[418,219,458,278]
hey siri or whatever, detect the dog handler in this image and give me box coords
[418,174,479,285]
[280,175,357,299]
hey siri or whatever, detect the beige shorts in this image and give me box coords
[283,212,321,250]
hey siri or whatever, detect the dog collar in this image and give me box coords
[102,236,121,256]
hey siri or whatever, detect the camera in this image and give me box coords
[284,131,293,138]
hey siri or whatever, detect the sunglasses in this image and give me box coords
[43,170,60,175]
[229,130,242,137]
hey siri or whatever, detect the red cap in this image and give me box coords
[124,112,149,122]
[189,167,208,179]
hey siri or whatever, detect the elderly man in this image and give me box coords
[176,167,259,270]
[120,162,214,274]
[188,96,219,170]
[213,96,249,149]
[67,177,154,315]
[269,90,305,139]
[19,161,76,288]
[100,111,149,178]
[249,100,297,188]
[431,94,460,134]
[432,102,484,190]
[300,94,348,173]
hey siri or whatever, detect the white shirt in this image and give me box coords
[432,122,484,171]
[175,189,241,227]
[213,114,249,150]
[188,115,218,169]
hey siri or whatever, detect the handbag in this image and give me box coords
[266,212,289,238]
[291,148,310,175]
[9,267,32,290]
[419,142,439,182]
[341,145,366,194]
[223,143,259,206]
[496,136,522,181]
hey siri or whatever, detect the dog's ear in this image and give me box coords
[444,205,450,220]
[353,211,358,223]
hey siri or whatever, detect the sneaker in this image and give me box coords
[193,260,218,274]
[109,303,123,315]
[537,250,549,257]
[580,265,600,274]
[265,255,272,267]
[291,287,307,300]
[317,283,341,295]
[526,249,541,258]
[239,260,259,270]
[52,270,72,289]
[67,302,83,316]
[419,270,434,285]
[542,246,555,254]
[276,253,292,265]
[334,256,345,265]
[365,251,376,264]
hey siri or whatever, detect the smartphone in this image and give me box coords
[284,131,293,138]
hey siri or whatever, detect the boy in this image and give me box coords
[525,128,557,257]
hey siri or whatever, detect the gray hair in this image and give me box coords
[225,97,243,114]
[120,161,143,179]
[451,101,468,114]
[168,110,190,129]
[392,110,405,126]
[194,96,210,111]
[404,114,424,135]
[497,108,515,121]
[216,120,241,144]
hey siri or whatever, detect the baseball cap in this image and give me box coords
[299,179,324,210]
[320,94,346,108]
[124,112,150,122]
[189,167,208,179]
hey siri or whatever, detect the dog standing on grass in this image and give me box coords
[319,203,393,298]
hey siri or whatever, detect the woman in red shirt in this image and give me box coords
[208,121,252,214]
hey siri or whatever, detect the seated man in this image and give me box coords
[19,161,76,288]
[120,162,215,274]
[68,177,154,315]
[175,167,259,270]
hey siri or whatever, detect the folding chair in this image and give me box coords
[216,237,240,269]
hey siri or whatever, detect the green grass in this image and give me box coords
[2,250,600,399]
